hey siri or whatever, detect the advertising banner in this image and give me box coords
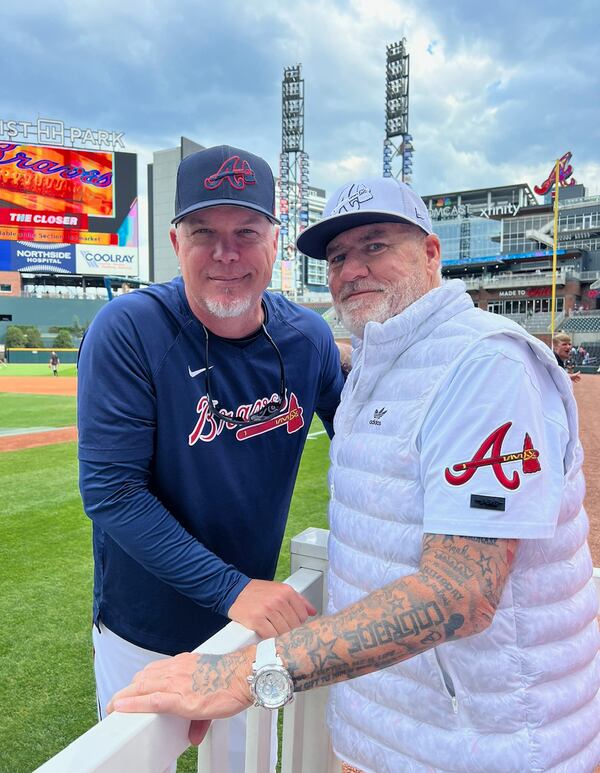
[76,244,138,277]
[0,225,116,245]
[0,239,10,270]
[10,241,76,273]
[0,209,88,229]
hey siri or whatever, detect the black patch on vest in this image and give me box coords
[470,494,506,511]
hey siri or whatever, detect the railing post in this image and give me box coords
[290,527,330,613]
[282,528,341,773]
[196,566,324,773]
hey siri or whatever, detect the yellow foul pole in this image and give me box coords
[550,160,560,337]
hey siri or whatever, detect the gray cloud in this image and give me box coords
[1,0,598,277]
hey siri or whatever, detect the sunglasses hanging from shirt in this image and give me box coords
[201,310,288,428]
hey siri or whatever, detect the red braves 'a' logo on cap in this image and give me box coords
[444,421,541,490]
[204,155,257,191]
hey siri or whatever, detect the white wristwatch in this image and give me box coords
[247,638,294,710]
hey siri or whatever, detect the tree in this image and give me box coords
[23,326,43,348]
[5,325,25,348]
[53,329,73,348]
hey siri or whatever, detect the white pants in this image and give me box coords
[93,622,277,772]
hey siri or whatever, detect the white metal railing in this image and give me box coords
[577,270,600,282]
[482,270,567,289]
[35,528,340,773]
[31,532,600,773]
[567,309,600,317]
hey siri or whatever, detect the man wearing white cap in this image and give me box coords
[109,177,600,772]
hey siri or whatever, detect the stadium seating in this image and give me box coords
[561,314,600,334]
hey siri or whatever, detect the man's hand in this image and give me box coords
[107,648,254,744]
[569,371,582,383]
[336,341,352,376]
[228,579,317,637]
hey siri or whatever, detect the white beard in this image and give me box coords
[202,293,254,319]
[335,274,428,338]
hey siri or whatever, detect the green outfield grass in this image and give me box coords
[0,363,78,377]
[0,419,331,772]
[0,394,77,429]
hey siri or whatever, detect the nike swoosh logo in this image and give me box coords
[188,365,213,378]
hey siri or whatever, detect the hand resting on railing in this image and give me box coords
[227,579,317,638]
[108,648,255,746]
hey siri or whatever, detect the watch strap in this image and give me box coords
[254,637,282,670]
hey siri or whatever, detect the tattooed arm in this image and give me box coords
[278,533,516,691]
[108,534,515,729]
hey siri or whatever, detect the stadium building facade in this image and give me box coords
[147,136,204,284]
[429,181,600,343]
[273,183,329,298]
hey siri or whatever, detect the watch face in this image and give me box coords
[255,668,293,709]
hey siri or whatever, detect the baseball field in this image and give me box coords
[0,365,598,772]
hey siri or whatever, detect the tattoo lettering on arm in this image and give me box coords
[275,533,516,693]
[344,599,444,654]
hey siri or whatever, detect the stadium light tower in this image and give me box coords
[383,39,413,184]
[279,64,309,298]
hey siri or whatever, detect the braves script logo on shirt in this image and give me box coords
[188,391,304,444]
[444,421,541,491]
[204,155,257,191]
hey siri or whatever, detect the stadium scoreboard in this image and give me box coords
[0,122,138,279]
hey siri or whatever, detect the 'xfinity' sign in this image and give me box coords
[0,117,125,150]
[427,199,521,221]
[75,245,138,277]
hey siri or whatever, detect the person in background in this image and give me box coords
[553,332,581,382]
[48,350,60,376]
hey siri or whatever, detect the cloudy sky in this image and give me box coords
[2,0,598,277]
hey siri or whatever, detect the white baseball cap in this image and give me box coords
[296,177,433,260]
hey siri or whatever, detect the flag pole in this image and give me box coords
[550,160,560,337]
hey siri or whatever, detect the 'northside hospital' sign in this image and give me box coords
[0,117,125,151]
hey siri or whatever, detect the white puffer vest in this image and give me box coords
[327,280,600,773]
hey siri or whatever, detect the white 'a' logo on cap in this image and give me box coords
[331,183,373,215]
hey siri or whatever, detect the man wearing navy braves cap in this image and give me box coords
[111,174,598,773]
[77,144,344,768]
[173,145,280,225]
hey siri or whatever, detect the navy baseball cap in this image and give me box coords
[296,177,433,260]
[172,145,280,225]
